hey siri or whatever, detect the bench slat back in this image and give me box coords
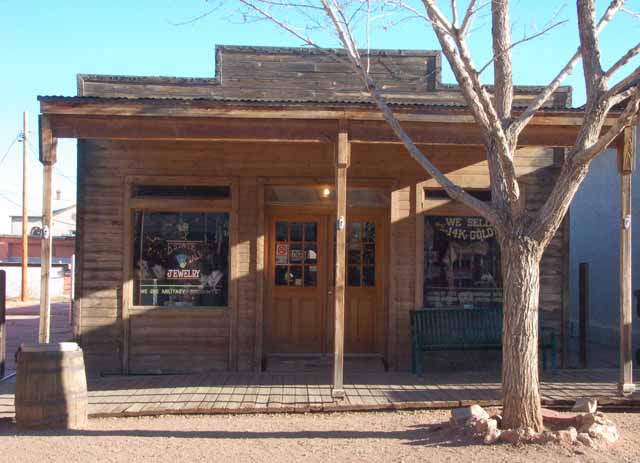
[411,308,502,346]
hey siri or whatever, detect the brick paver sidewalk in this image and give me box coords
[3,302,73,373]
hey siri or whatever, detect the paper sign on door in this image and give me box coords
[276,243,288,265]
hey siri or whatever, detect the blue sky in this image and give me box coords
[0,0,638,229]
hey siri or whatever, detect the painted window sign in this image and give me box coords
[133,211,230,307]
[423,215,502,309]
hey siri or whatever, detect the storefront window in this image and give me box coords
[133,211,229,307]
[423,215,502,309]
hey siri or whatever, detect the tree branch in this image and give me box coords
[622,6,640,20]
[599,0,626,33]
[604,65,640,103]
[491,0,513,123]
[451,0,459,27]
[420,1,494,134]
[460,0,482,36]
[531,88,639,246]
[478,19,568,75]
[236,0,322,47]
[605,42,640,80]
[578,0,605,104]
[573,89,640,164]
[508,0,625,139]
[420,0,521,213]
[318,0,500,224]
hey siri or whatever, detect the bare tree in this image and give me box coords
[205,0,639,431]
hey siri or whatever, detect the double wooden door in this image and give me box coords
[265,213,384,355]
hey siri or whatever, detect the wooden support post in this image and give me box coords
[0,270,6,379]
[618,125,636,396]
[332,123,349,399]
[38,115,57,344]
[578,262,589,369]
[255,178,265,372]
[21,112,29,302]
[70,253,75,325]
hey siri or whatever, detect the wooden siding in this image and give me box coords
[76,138,567,375]
[77,46,570,108]
[389,185,415,370]
[75,140,121,374]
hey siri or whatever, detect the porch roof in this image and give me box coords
[37,93,621,150]
[38,95,584,120]
[38,94,587,114]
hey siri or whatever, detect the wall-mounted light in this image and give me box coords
[321,187,331,198]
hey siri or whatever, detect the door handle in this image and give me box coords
[328,289,334,296]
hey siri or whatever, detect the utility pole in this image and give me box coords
[21,112,28,302]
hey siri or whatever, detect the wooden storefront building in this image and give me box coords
[36,46,636,394]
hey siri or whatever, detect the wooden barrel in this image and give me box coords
[15,342,88,429]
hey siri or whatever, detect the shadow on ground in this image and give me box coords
[0,419,478,447]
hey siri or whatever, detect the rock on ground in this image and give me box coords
[572,398,598,414]
[450,404,490,426]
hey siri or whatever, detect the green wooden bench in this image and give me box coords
[410,307,557,375]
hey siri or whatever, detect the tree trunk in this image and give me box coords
[500,235,544,432]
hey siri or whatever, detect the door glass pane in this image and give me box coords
[290,223,303,242]
[363,266,375,287]
[304,265,317,286]
[289,243,303,264]
[275,265,288,286]
[304,243,317,264]
[276,222,288,242]
[348,249,361,265]
[289,265,303,286]
[349,222,361,242]
[363,244,375,265]
[348,266,361,287]
[304,223,317,242]
[364,222,376,242]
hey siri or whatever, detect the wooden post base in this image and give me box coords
[618,383,636,396]
[331,388,345,399]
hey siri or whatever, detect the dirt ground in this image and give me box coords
[0,409,639,463]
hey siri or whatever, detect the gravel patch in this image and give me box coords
[0,409,639,462]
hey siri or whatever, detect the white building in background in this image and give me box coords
[9,189,75,237]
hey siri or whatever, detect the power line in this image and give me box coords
[26,139,77,185]
[0,135,19,168]
[0,192,23,209]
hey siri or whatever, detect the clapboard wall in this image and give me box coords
[74,138,567,375]
[78,45,572,108]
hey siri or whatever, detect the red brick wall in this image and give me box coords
[0,236,75,261]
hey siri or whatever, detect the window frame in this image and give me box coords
[123,176,237,312]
